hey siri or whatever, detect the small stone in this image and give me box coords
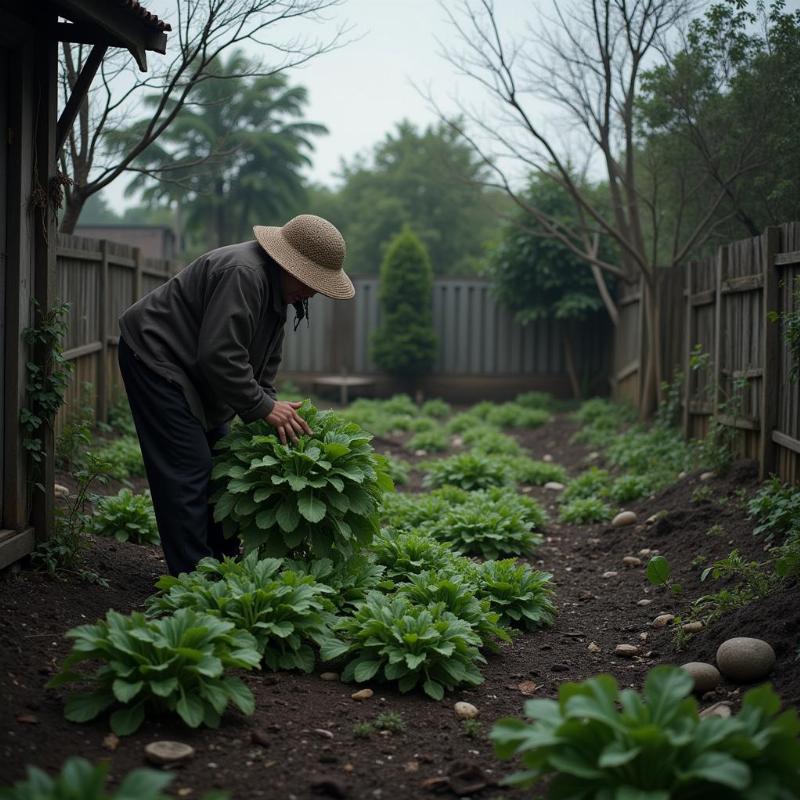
[544,481,565,491]
[551,663,569,673]
[103,733,120,751]
[177,790,192,798]
[639,632,649,641]
[681,662,721,693]
[652,614,675,628]
[454,701,479,720]
[623,556,642,568]
[320,672,339,681]
[612,511,638,527]
[588,642,601,653]
[639,548,653,557]
[15,714,38,724]
[145,741,195,766]
[587,451,600,460]
[700,701,732,719]
[314,728,334,739]
[682,622,704,633]
[404,761,419,773]
[700,471,715,481]
[716,637,776,683]
[602,571,618,579]
[637,599,652,607]
[251,729,271,748]
[542,454,554,462]
[351,689,374,701]
[343,764,354,774]
[614,644,639,658]
[451,436,464,447]
[414,449,427,457]
[518,681,539,696]
[678,471,687,479]
[54,483,70,498]
[309,777,347,799]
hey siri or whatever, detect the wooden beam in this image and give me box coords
[717,413,760,431]
[775,250,800,267]
[721,273,763,294]
[0,528,35,571]
[760,227,781,479]
[55,43,107,155]
[772,430,800,456]
[690,289,715,307]
[51,20,125,48]
[63,341,103,361]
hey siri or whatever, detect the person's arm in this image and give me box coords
[258,326,285,401]
[196,266,273,422]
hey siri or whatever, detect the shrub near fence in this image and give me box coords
[612,222,800,484]
[55,234,178,434]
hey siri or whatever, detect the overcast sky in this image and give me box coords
[103,0,534,210]
[102,0,800,212]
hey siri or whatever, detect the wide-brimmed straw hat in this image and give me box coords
[253,215,354,300]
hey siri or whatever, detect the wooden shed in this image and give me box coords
[0,0,169,568]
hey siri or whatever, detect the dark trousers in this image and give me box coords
[117,337,239,575]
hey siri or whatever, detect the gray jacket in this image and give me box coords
[119,240,287,431]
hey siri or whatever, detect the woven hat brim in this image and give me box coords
[253,226,355,300]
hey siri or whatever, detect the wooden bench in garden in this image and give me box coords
[312,374,376,405]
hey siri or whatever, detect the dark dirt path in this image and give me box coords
[1,415,797,799]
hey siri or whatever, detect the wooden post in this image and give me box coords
[712,246,726,420]
[132,246,143,304]
[759,226,782,479]
[30,27,58,541]
[96,239,109,424]
[636,275,646,412]
[682,261,693,439]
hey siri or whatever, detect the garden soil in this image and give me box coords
[1,416,798,799]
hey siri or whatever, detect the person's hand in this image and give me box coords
[265,400,313,445]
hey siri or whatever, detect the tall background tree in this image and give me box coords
[371,226,437,387]
[439,0,800,414]
[298,120,511,276]
[487,176,616,397]
[116,51,326,253]
[58,0,347,233]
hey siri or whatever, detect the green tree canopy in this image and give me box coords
[117,51,326,253]
[371,226,437,379]
[299,120,510,276]
[487,176,615,324]
[638,0,800,246]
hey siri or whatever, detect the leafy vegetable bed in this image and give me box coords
[2,411,799,799]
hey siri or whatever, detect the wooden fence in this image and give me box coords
[612,222,800,483]
[55,234,177,432]
[54,236,611,422]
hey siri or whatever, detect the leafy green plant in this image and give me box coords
[106,394,136,436]
[31,452,111,585]
[147,553,336,672]
[772,534,800,580]
[87,489,159,545]
[559,497,612,524]
[422,452,513,491]
[646,555,684,595]
[486,403,550,429]
[48,608,261,735]
[92,436,145,481]
[371,227,437,378]
[321,592,485,700]
[692,485,714,504]
[514,391,553,410]
[446,411,482,435]
[462,718,482,738]
[462,425,523,456]
[693,549,780,625]
[373,711,406,733]
[382,454,411,485]
[561,467,612,502]
[0,757,228,800]
[380,486,468,530]
[353,722,374,738]
[55,383,94,471]
[420,398,451,418]
[608,474,651,504]
[211,403,393,561]
[491,666,800,798]
[769,275,800,382]
[407,428,449,453]
[283,554,385,611]
[370,528,460,581]
[572,398,636,447]
[420,488,545,559]
[20,302,73,478]
[505,456,567,486]
[747,476,800,543]
[473,559,555,630]
[397,569,511,650]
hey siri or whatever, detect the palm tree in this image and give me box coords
[116,51,327,250]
